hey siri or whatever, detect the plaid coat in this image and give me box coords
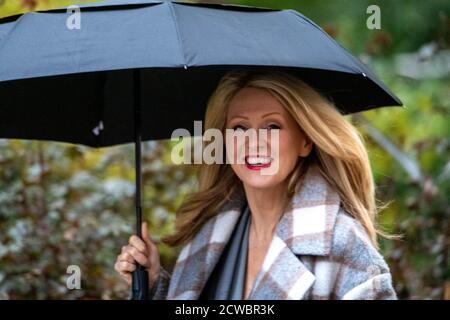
[150,165,397,300]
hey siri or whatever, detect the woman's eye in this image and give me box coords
[233,125,247,132]
[267,124,280,130]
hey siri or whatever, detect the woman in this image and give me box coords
[115,68,397,300]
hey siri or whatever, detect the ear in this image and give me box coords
[299,139,313,157]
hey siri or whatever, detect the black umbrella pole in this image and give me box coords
[131,69,149,300]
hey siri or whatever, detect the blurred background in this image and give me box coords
[0,0,449,299]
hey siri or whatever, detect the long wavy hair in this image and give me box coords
[163,68,388,249]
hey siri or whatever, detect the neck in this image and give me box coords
[243,182,289,242]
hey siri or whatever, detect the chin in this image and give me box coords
[239,175,285,190]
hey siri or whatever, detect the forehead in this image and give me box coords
[227,87,285,118]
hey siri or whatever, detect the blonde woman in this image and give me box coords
[115,69,397,300]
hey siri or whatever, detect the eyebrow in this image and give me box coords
[228,112,282,121]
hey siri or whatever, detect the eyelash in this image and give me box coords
[267,123,280,130]
[232,123,281,131]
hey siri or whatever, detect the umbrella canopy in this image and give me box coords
[0,0,402,148]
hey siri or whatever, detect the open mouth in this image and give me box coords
[244,156,272,170]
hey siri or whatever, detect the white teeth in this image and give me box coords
[246,156,272,165]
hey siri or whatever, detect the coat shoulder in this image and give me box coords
[323,208,397,299]
[330,208,388,271]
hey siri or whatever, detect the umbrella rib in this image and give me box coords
[167,1,188,68]
[288,9,361,74]
[287,9,403,106]
[0,13,28,55]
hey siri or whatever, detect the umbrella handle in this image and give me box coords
[131,265,149,300]
[130,206,149,300]
[131,264,148,300]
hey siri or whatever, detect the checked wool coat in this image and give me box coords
[149,165,397,300]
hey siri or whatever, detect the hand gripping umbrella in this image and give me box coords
[0,0,402,299]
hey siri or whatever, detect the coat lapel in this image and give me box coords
[167,196,246,299]
[246,234,316,299]
[167,165,341,300]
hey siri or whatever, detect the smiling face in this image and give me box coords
[225,87,312,191]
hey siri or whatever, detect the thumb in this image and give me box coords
[141,221,153,248]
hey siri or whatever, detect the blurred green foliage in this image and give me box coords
[0,141,196,298]
[0,0,449,299]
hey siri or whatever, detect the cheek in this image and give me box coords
[272,132,299,164]
[229,162,249,185]
[225,139,242,164]
[268,134,299,180]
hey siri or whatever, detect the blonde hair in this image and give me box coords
[163,68,387,249]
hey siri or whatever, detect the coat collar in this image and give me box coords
[275,165,341,256]
[220,164,341,256]
[167,164,341,300]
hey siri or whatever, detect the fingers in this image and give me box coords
[118,251,134,264]
[115,250,136,285]
[114,260,136,275]
[120,244,150,267]
[115,222,161,287]
[129,235,147,254]
[127,245,149,268]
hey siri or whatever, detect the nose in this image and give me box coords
[246,128,270,156]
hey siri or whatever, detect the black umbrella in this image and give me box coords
[0,0,402,299]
